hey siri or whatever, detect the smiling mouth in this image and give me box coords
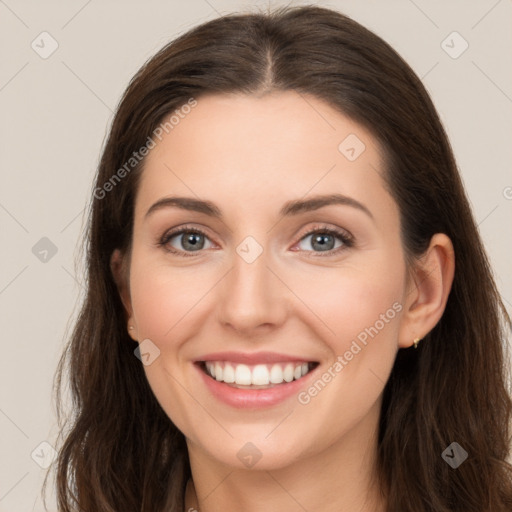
[197,361,319,389]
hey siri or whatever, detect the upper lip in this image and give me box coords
[194,351,318,365]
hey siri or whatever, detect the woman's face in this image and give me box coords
[122,91,411,470]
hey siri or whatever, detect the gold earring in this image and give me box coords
[413,337,421,349]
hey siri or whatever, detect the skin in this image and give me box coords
[111,91,455,512]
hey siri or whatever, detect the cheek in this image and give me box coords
[129,257,206,340]
[286,264,404,447]
[289,258,405,353]
[127,255,206,430]
[284,255,405,429]
[337,275,403,348]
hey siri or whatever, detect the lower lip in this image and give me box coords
[194,363,318,409]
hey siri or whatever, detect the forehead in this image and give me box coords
[135,91,394,222]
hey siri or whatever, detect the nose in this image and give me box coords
[216,246,288,335]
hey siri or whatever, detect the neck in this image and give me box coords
[184,400,386,512]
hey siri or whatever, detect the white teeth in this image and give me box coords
[204,361,313,386]
[223,363,235,383]
[269,364,284,384]
[252,364,270,385]
[214,362,223,381]
[234,364,252,385]
[283,364,294,382]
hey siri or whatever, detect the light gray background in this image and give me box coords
[1,1,511,510]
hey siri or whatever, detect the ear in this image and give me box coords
[397,233,455,349]
[110,248,138,341]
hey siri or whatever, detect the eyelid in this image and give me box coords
[295,223,353,243]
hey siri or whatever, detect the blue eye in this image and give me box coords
[159,226,214,256]
[299,232,341,252]
[295,227,353,256]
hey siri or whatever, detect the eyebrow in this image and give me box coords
[144,193,374,220]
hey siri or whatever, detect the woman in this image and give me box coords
[49,5,512,511]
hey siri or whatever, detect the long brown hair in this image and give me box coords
[47,5,512,511]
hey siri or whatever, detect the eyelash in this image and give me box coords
[158,224,354,258]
